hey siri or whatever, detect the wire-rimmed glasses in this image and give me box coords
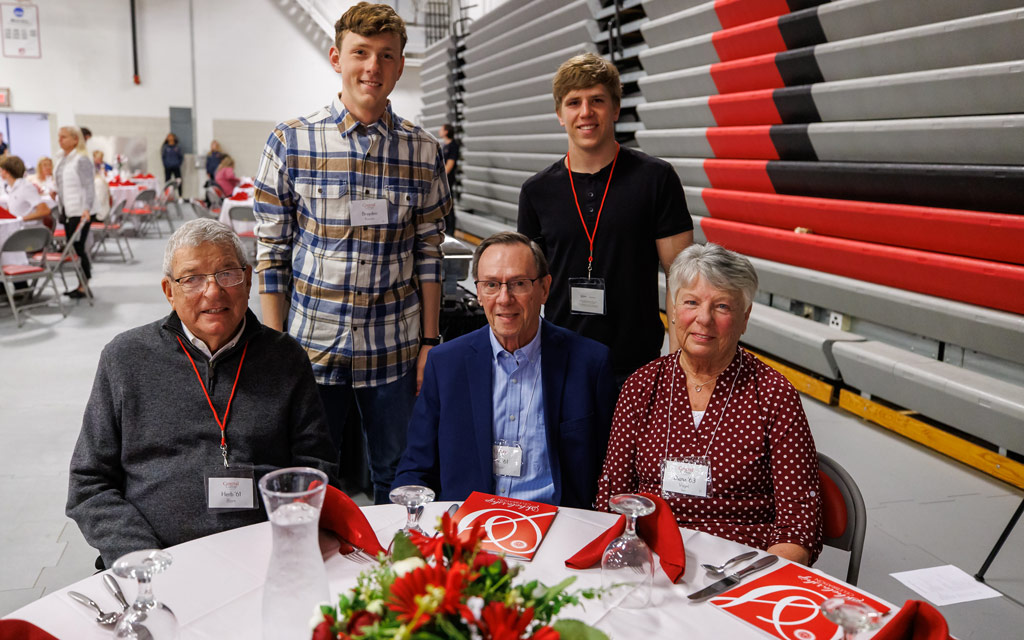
[172,267,246,294]
[601,494,656,608]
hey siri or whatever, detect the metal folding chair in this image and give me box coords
[90,199,133,262]
[31,218,94,305]
[228,205,257,260]
[189,199,221,221]
[1,227,67,327]
[818,452,867,586]
[127,189,160,237]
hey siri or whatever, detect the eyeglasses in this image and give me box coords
[173,267,246,294]
[474,277,540,297]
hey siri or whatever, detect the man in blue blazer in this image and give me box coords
[393,232,615,508]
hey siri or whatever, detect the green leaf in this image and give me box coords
[552,619,609,640]
[390,530,423,561]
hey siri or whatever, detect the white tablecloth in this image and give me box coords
[109,185,146,211]
[3,502,893,639]
[218,196,255,235]
[129,177,160,192]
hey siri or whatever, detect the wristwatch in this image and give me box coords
[421,336,441,346]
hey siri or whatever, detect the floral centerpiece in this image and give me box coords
[312,513,608,640]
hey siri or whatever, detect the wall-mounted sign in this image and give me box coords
[2,4,41,58]
[0,87,10,107]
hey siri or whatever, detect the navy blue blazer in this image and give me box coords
[393,320,615,508]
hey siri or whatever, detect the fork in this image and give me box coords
[340,542,376,564]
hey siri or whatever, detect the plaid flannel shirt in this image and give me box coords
[253,96,449,387]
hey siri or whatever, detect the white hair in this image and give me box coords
[162,219,247,277]
[668,243,758,308]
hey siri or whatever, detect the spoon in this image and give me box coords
[700,550,759,575]
[67,590,121,625]
[103,574,130,612]
[446,503,460,517]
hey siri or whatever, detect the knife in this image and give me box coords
[687,554,779,601]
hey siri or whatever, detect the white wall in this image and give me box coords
[1,0,424,180]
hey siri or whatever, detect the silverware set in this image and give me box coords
[67,573,130,627]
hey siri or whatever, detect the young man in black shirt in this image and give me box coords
[518,53,693,385]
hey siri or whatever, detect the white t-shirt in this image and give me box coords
[7,178,43,221]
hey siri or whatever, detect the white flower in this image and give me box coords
[308,601,332,630]
[532,585,547,599]
[465,596,485,621]
[391,556,427,577]
[366,599,385,615]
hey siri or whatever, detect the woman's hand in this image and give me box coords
[767,542,811,565]
[82,210,91,223]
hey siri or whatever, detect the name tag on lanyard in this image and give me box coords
[206,466,257,510]
[569,277,606,315]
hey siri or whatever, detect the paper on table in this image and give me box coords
[889,564,1001,606]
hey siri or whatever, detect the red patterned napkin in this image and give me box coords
[317,483,386,556]
[0,206,13,219]
[0,619,60,640]
[565,493,686,582]
[230,192,250,201]
[872,600,952,640]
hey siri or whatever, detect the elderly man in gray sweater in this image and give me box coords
[67,219,338,568]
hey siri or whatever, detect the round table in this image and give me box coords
[3,503,892,639]
[218,195,256,235]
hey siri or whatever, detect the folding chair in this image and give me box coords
[127,189,160,237]
[205,186,224,215]
[1,227,67,327]
[818,452,867,585]
[228,205,257,260]
[90,199,133,262]
[31,218,94,305]
[189,199,221,221]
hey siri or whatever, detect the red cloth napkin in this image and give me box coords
[317,484,386,556]
[565,492,686,583]
[872,600,952,640]
[142,173,154,179]
[109,177,122,186]
[239,182,254,189]
[121,180,136,186]
[229,192,250,201]
[0,206,13,219]
[0,619,60,640]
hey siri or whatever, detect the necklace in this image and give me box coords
[691,376,718,393]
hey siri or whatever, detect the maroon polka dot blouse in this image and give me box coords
[595,348,823,562]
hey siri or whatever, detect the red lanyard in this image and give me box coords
[177,337,248,467]
[567,143,619,279]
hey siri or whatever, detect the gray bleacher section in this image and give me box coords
[419,37,457,133]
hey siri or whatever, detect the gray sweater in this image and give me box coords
[66,310,338,566]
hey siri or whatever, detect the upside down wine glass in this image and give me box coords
[111,549,179,639]
[820,597,885,639]
[601,494,657,608]
[389,485,436,546]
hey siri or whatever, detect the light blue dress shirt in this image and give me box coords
[488,328,554,503]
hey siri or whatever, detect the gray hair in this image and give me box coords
[471,231,549,281]
[668,243,758,308]
[162,219,248,277]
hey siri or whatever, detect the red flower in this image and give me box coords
[473,602,557,640]
[407,512,486,566]
[387,560,471,631]
[311,613,341,640]
[472,550,508,576]
[346,609,381,636]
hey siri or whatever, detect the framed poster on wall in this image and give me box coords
[1,4,41,58]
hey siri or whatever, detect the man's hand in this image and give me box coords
[416,344,434,395]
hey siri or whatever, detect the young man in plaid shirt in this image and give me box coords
[253,2,450,504]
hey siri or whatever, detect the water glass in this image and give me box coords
[112,549,179,639]
[389,485,436,537]
[601,494,656,608]
[820,597,885,639]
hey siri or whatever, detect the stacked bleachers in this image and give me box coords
[636,0,1024,458]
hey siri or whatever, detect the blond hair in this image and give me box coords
[552,53,622,113]
[335,2,407,53]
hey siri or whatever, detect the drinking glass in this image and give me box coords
[389,485,436,538]
[259,467,330,639]
[112,549,179,639]
[820,597,885,639]
[601,494,656,608]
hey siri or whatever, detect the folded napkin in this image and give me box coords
[109,178,122,186]
[872,600,952,640]
[0,619,60,640]
[239,182,254,189]
[565,492,685,583]
[229,192,250,201]
[316,483,386,556]
[142,173,154,179]
[0,206,13,219]
[121,180,136,186]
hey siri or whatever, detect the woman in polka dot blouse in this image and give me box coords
[595,243,822,564]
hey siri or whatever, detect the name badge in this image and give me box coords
[493,441,524,477]
[350,198,388,226]
[569,277,606,315]
[205,467,257,510]
[662,456,712,498]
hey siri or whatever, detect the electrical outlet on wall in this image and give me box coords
[828,312,850,331]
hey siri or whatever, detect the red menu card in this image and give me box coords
[710,562,890,640]
[452,492,558,561]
